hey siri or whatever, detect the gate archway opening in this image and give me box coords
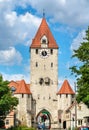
[36,109,51,129]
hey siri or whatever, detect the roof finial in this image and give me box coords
[43,9,45,18]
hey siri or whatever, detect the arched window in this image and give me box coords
[39,78,44,85]
[45,77,50,85]
[41,35,48,48]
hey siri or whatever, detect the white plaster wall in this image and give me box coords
[71,102,89,127]
[58,94,74,110]
[65,102,89,129]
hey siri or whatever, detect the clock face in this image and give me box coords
[40,49,49,58]
[41,51,47,56]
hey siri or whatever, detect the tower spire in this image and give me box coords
[43,9,45,18]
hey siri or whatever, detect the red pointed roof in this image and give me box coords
[57,80,75,95]
[9,80,31,94]
[30,18,58,48]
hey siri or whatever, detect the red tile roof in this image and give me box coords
[30,18,58,48]
[9,80,18,89]
[9,80,31,94]
[57,80,75,94]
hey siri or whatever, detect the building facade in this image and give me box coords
[6,17,89,129]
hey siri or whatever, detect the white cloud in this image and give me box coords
[25,0,89,27]
[0,47,22,65]
[0,0,89,50]
[0,1,41,50]
[2,72,30,84]
[5,12,17,27]
[70,30,86,52]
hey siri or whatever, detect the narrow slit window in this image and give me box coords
[66,94,68,98]
[50,49,53,54]
[36,62,38,67]
[51,62,53,67]
[22,94,24,98]
[36,49,38,54]
[38,94,40,99]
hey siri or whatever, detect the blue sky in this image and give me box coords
[0,0,89,89]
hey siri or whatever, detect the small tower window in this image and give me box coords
[36,49,38,54]
[22,94,24,98]
[50,49,53,54]
[36,62,38,67]
[49,94,51,99]
[42,39,46,44]
[41,35,48,48]
[38,94,40,99]
[66,94,68,98]
[51,62,53,67]
[39,78,44,85]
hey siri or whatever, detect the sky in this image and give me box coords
[0,0,89,90]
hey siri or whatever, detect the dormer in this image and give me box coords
[30,18,58,49]
[11,86,16,92]
[41,35,48,48]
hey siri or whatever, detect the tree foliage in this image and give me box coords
[0,75,18,127]
[70,26,89,107]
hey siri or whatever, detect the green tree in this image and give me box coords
[70,26,89,107]
[0,75,18,127]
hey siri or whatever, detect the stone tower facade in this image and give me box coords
[30,18,59,128]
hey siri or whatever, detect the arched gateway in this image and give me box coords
[36,109,51,129]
